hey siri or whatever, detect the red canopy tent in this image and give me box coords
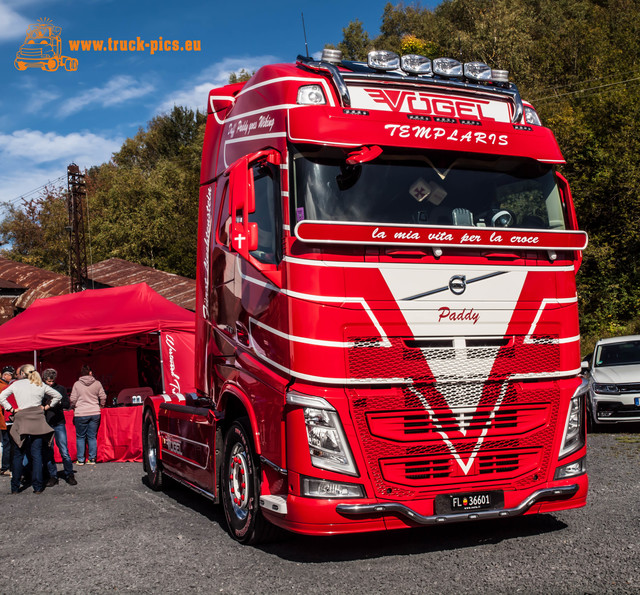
[0,283,195,462]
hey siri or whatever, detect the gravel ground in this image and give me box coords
[1,428,639,594]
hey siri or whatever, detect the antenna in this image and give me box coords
[301,12,309,58]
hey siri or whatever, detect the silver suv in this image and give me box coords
[583,335,640,427]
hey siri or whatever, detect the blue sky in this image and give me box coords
[1,0,439,209]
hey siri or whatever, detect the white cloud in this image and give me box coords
[0,2,30,42]
[58,75,155,117]
[156,55,278,114]
[0,129,123,206]
[0,129,122,165]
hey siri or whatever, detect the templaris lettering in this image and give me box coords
[385,124,508,146]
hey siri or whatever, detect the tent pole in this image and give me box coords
[34,350,37,369]
[158,332,166,394]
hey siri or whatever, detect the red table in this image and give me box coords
[54,407,143,463]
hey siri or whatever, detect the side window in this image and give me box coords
[249,162,280,264]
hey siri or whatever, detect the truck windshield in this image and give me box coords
[291,145,566,230]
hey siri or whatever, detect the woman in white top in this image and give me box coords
[0,364,61,494]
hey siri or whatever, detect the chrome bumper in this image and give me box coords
[336,484,579,525]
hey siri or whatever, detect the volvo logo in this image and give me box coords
[449,275,467,295]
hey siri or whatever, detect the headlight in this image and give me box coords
[297,84,326,105]
[524,106,542,126]
[593,383,619,394]
[559,381,587,459]
[287,391,358,476]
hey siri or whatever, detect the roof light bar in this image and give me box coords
[367,50,400,71]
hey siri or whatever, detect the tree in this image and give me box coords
[0,188,69,274]
[338,20,373,60]
[229,69,253,83]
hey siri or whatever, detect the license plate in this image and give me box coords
[434,490,504,514]
[635,397,640,406]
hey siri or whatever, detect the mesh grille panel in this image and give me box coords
[349,382,559,499]
[347,335,559,381]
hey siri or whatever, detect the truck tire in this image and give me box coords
[221,418,276,544]
[143,410,163,490]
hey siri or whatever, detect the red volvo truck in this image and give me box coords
[143,48,589,543]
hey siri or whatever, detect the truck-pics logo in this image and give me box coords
[15,18,78,72]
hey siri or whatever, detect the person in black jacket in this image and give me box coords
[42,369,76,486]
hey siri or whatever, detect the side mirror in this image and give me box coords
[228,156,258,258]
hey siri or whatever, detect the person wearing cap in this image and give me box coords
[0,366,16,476]
[0,364,61,494]
[42,368,76,486]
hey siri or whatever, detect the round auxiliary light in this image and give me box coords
[321,47,343,64]
[433,57,463,77]
[401,54,433,75]
[491,69,509,83]
[368,50,400,71]
[464,61,492,82]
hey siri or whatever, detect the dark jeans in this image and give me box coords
[11,434,45,493]
[74,414,100,462]
[45,422,74,478]
[1,428,11,471]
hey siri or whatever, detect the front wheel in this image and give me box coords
[221,418,275,544]
[143,410,163,490]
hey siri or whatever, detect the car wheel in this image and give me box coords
[221,417,276,544]
[143,410,163,490]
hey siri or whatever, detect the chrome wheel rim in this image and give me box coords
[146,424,157,473]
[228,443,250,520]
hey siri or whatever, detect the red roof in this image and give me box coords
[0,283,194,355]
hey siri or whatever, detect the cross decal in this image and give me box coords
[233,232,246,249]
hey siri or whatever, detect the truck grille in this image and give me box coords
[348,381,559,499]
[347,335,559,382]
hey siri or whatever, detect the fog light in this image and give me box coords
[554,456,586,480]
[301,476,364,498]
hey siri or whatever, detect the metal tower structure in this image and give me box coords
[66,163,88,292]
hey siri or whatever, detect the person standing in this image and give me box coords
[0,366,15,476]
[42,368,77,486]
[70,364,106,465]
[0,364,61,494]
